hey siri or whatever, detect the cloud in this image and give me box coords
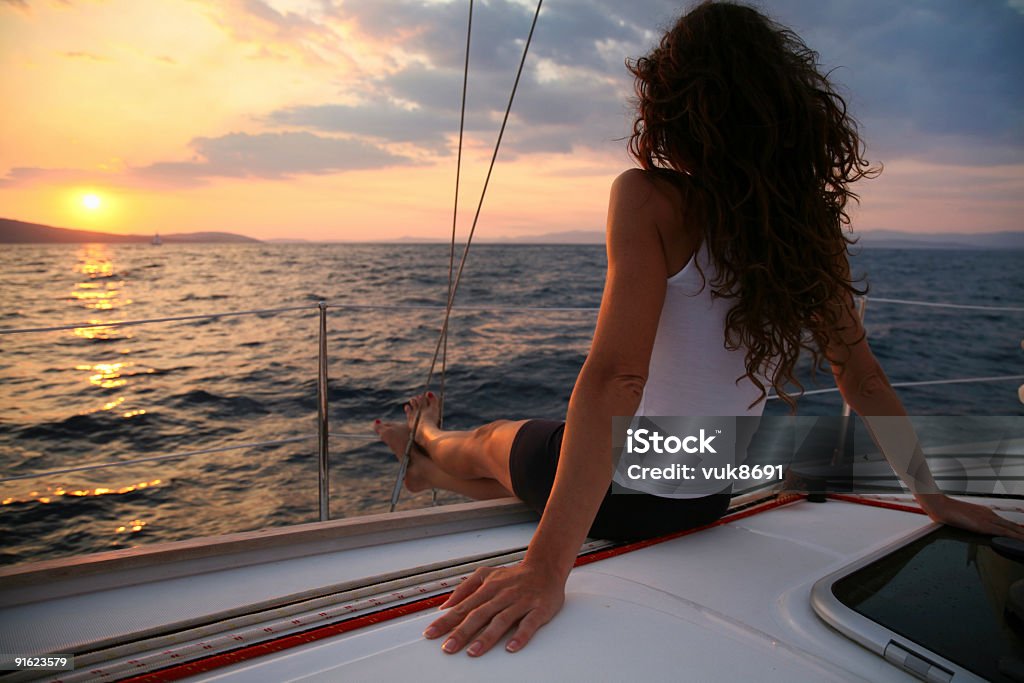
[268,60,628,156]
[136,131,417,184]
[1,0,73,11]
[195,0,353,67]
[6,0,1020,196]
[1,132,417,188]
[0,166,98,187]
[337,0,649,73]
[268,97,486,154]
[263,0,650,159]
[249,0,1024,167]
[63,50,107,61]
[765,0,1024,165]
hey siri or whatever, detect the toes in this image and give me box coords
[372,419,383,435]
[403,395,439,430]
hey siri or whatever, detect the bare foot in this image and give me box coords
[373,420,435,493]
[404,392,441,439]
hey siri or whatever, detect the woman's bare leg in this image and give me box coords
[405,393,525,495]
[373,420,513,499]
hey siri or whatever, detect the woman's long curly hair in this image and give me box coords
[628,0,878,410]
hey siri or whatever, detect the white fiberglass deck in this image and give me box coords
[0,500,538,658]
[190,497,1018,683]
[2,495,1020,682]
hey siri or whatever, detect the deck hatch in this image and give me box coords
[812,525,1024,683]
[883,641,953,683]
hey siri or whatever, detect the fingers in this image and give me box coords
[444,600,518,656]
[994,516,1024,541]
[421,563,566,656]
[441,567,492,609]
[427,589,512,654]
[505,608,549,653]
[423,568,497,640]
[974,508,1024,539]
[931,498,1024,539]
[464,606,522,656]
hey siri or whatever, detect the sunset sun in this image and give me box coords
[82,193,102,210]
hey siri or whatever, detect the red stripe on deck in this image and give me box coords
[118,595,451,683]
[118,494,810,682]
[827,493,926,515]
[574,493,806,567]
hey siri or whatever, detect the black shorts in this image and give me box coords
[508,419,731,541]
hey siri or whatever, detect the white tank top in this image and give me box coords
[635,244,766,418]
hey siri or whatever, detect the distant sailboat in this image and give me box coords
[152,232,162,246]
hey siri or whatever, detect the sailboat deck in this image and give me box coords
[192,496,938,682]
[4,494,1018,681]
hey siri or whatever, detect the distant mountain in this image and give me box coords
[488,230,605,244]
[852,230,1024,250]
[160,231,258,243]
[486,229,1024,248]
[0,218,259,244]
[393,235,448,243]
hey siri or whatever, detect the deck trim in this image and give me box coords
[0,498,536,607]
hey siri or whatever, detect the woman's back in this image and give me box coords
[622,170,765,419]
[637,240,765,418]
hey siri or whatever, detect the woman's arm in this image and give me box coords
[422,169,687,656]
[827,294,1024,538]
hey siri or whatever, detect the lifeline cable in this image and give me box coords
[391,0,544,511]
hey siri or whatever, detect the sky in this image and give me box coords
[1,0,1022,241]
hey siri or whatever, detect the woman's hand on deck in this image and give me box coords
[423,561,566,656]
[918,494,1024,540]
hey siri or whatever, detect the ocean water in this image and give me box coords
[0,243,1021,566]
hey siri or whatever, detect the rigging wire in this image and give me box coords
[391,0,544,511]
[433,0,474,507]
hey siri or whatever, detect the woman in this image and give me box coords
[374,0,1024,658]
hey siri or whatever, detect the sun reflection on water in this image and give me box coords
[77,361,128,388]
[64,247,155,422]
[0,479,163,506]
[115,519,148,533]
[73,323,133,341]
[99,397,126,412]
[71,281,131,310]
[73,246,115,279]
[73,361,156,393]
[71,246,132,335]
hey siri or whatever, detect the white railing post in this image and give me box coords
[317,301,330,521]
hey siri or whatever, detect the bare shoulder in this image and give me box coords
[609,168,681,221]
[609,169,694,274]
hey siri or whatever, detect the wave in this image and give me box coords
[16,412,144,440]
[2,243,1021,566]
[169,389,271,416]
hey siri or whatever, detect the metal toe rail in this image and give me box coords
[1,295,1022,521]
